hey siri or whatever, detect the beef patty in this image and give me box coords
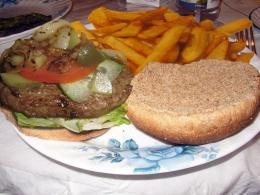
[0,67,132,118]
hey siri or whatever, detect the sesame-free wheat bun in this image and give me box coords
[127,59,260,145]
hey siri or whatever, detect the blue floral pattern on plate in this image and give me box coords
[76,138,219,173]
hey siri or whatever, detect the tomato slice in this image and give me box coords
[20,63,96,84]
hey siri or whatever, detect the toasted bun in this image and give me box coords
[0,107,107,141]
[127,59,260,145]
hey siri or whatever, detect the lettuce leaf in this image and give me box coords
[15,104,130,133]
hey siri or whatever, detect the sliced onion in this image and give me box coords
[52,26,71,50]
[100,49,127,63]
[33,19,69,41]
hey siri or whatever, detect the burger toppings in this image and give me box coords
[0,19,132,134]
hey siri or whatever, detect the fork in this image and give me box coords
[235,26,257,54]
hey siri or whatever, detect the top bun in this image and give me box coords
[127,59,260,145]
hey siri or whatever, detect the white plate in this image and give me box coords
[0,0,72,44]
[0,23,260,175]
[0,45,259,175]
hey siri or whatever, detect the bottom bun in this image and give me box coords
[0,107,107,141]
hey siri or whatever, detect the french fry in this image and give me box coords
[162,45,180,63]
[207,39,229,60]
[181,27,209,63]
[86,7,255,70]
[103,36,146,66]
[179,27,191,43]
[105,9,143,21]
[149,19,167,26]
[171,15,196,27]
[227,40,246,60]
[113,21,143,37]
[236,52,254,63]
[204,32,224,56]
[229,53,238,61]
[199,19,214,30]
[119,38,153,56]
[229,40,246,54]
[88,7,110,27]
[125,61,139,74]
[136,25,187,72]
[137,7,168,22]
[70,21,96,40]
[137,25,169,39]
[215,18,252,36]
[94,23,127,36]
[164,9,180,22]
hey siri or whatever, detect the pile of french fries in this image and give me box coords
[70,7,254,74]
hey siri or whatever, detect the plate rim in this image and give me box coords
[0,0,72,44]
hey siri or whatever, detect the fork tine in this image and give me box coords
[249,27,257,54]
[245,28,250,49]
[239,30,244,41]
[235,27,257,55]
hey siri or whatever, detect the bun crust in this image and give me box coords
[127,60,260,145]
[0,107,107,141]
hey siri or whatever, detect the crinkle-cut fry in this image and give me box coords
[215,18,252,36]
[236,52,254,63]
[181,27,209,63]
[88,7,110,27]
[105,9,143,21]
[70,21,96,40]
[164,9,180,22]
[199,19,214,30]
[112,21,143,37]
[136,25,187,73]
[136,7,168,22]
[206,39,229,60]
[94,23,127,36]
[119,38,153,56]
[161,45,180,63]
[137,24,169,39]
[103,36,146,66]
[229,40,246,54]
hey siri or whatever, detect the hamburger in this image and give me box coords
[127,60,260,145]
[0,20,132,141]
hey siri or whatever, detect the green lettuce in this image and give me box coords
[15,104,130,133]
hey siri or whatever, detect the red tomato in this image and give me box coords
[20,63,96,83]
